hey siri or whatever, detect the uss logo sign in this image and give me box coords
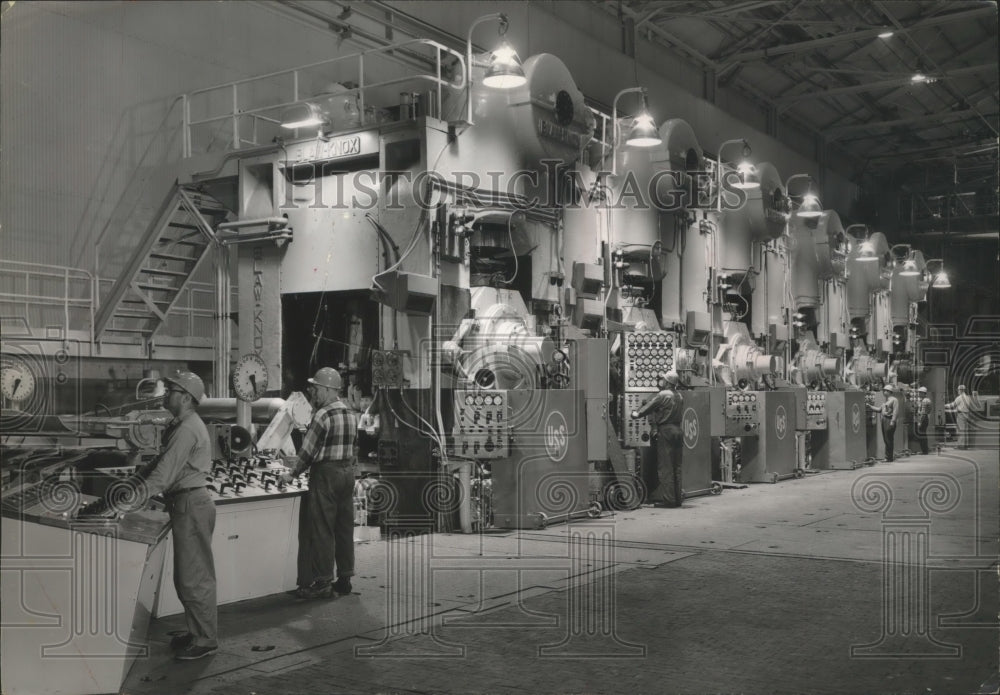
[545,411,568,462]
[775,404,788,440]
[682,408,699,449]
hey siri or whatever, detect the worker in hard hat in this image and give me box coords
[945,384,974,450]
[914,386,932,455]
[867,385,899,462]
[631,370,685,508]
[108,370,217,660]
[282,366,358,599]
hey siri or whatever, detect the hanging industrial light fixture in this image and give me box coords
[899,258,920,276]
[482,40,526,89]
[610,87,661,173]
[797,192,823,218]
[464,13,527,125]
[784,173,822,218]
[734,160,761,190]
[924,258,950,287]
[624,94,661,147]
[716,138,760,209]
[280,102,326,130]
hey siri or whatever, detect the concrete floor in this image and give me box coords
[124,447,999,695]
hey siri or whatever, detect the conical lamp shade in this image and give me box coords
[483,41,526,89]
[797,193,823,218]
[625,111,661,147]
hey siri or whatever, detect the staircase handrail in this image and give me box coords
[182,38,466,157]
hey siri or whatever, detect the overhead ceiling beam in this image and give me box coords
[875,0,999,138]
[611,3,718,68]
[864,138,1000,161]
[635,7,664,29]
[700,1,786,16]
[719,6,997,65]
[777,64,996,107]
[828,109,999,139]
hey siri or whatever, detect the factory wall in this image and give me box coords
[1,0,859,275]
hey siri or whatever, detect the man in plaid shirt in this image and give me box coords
[282,366,358,599]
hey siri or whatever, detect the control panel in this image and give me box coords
[806,391,828,430]
[623,331,675,392]
[865,392,879,425]
[623,393,653,447]
[453,390,510,459]
[205,455,305,500]
[372,350,407,388]
[724,391,760,436]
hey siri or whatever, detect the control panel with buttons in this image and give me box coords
[204,455,305,501]
[806,391,828,430]
[623,393,653,447]
[724,391,760,436]
[453,390,510,459]
[623,331,676,392]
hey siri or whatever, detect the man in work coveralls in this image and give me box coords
[631,370,685,508]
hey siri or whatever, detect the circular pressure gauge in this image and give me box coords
[1,355,37,402]
[232,353,269,402]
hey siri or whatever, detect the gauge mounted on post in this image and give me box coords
[232,353,269,402]
[1,354,37,403]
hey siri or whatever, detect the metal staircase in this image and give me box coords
[94,184,230,345]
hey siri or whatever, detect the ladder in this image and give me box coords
[94,184,231,345]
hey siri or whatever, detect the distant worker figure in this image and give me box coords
[946,384,974,450]
[868,385,899,462]
[341,363,365,412]
[631,371,685,508]
[914,386,932,455]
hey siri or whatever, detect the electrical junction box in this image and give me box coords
[371,350,406,388]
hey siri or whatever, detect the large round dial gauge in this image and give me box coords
[1,355,37,402]
[232,353,269,402]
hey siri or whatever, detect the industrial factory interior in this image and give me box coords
[2,1,999,693]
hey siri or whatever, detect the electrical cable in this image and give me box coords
[500,212,520,285]
[385,392,445,450]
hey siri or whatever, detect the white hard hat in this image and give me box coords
[163,370,205,403]
[917,386,927,393]
[661,371,680,385]
[308,367,343,390]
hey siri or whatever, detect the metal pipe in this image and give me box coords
[466,13,506,126]
[611,87,645,176]
[217,217,289,231]
[198,397,286,422]
[457,461,473,534]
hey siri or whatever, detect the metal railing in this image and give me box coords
[0,261,95,340]
[181,38,466,157]
[0,260,229,347]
